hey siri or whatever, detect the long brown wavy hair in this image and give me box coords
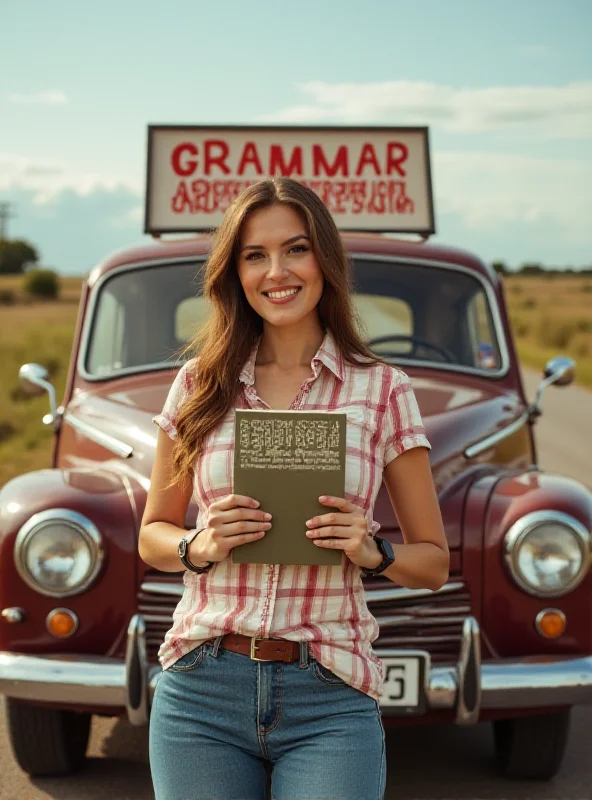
[171,177,385,488]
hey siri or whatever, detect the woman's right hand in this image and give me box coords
[189,494,272,564]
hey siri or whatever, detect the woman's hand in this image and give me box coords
[305,496,382,570]
[190,494,272,564]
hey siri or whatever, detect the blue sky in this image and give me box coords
[1,0,591,274]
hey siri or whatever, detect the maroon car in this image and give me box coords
[1,233,591,781]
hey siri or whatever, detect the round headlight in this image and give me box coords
[14,509,104,597]
[504,511,591,597]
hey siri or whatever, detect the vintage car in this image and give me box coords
[1,233,591,781]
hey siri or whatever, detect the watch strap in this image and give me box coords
[178,528,214,573]
[360,536,395,578]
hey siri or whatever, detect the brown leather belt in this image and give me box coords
[219,633,300,663]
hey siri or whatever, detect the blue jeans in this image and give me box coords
[149,637,386,800]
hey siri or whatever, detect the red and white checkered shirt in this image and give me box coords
[153,331,430,699]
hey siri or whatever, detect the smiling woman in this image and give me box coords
[138,177,448,800]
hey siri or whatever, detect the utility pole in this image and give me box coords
[0,202,14,241]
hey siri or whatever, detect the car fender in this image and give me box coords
[0,468,137,657]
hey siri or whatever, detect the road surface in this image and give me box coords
[0,370,590,799]
[521,368,590,488]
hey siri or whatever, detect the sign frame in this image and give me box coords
[144,124,436,237]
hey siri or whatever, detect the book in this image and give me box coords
[232,409,346,566]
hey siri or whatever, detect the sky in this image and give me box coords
[1,0,591,275]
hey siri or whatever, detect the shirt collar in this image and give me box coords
[239,329,345,386]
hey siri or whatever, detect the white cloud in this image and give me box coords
[433,151,591,243]
[0,154,139,202]
[261,80,592,139]
[7,90,68,105]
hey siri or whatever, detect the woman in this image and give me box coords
[139,177,449,800]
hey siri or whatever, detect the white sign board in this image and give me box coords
[145,126,435,235]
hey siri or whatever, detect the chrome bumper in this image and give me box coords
[1,615,592,726]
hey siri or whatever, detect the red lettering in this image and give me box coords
[350,181,366,214]
[204,140,230,176]
[269,145,303,176]
[237,142,264,175]
[387,142,408,177]
[171,180,193,212]
[313,145,348,177]
[355,144,381,176]
[171,143,198,177]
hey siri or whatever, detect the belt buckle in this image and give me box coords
[250,638,267,661]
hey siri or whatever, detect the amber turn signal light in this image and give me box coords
[535,609,566,639]
[46,608,79,638]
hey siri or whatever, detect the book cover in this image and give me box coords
[232,409,346,566]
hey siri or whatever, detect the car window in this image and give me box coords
[353,295,413,354]
[83,257,503,377]
[175,296,212,343]
[352,258,502,371]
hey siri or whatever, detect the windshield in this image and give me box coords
[83,257,504,378]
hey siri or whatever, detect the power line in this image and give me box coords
[0,202,15,241]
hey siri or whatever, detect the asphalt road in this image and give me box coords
[0,369,590,800]
[520,367,591,488]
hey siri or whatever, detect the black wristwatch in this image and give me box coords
[178,528,214,574]
[360,536,395,578]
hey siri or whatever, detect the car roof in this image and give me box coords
[88,232,496,286]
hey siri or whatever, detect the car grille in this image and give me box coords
[138,570,471,665]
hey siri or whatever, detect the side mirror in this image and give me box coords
[543,356,575,387]
[529,356,576,419]
[18,363,59,428]
[19,363,50,397]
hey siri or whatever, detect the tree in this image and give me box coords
[519,262,544,276]
[23,269,60,299]
[491,260,508,275]
[0,239,39,274]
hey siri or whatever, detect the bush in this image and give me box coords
[536,317,576,350]
[575,317,592,334]
[514,322,531,338]
[571,333,590,358]
[0,288,16,305]
[23,269,60,299]
[521,298,537,310]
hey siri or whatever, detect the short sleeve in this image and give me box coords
[152,360,194,441]
[383,369,431,467]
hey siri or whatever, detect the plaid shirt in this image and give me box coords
[153,331,430,700]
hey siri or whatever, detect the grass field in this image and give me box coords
[0,273,590,487]
[0,277,82,486]
[504,275,592,387]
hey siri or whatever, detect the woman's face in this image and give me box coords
[237,203,324,330]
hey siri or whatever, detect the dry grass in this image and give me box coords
[503,276,592,387]
[0,290,79,486]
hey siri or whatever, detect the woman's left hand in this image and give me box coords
[306,496,383,570]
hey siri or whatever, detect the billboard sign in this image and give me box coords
[145,125,435,235]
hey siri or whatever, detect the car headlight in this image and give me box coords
[14,509,104,597]
[504,511,591,597]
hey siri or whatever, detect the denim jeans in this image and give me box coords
[149,636,386,800]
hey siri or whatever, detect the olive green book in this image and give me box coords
[232,409,346,566]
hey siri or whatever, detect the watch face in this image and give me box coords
[178,539,187,558]
[380,537,395,562]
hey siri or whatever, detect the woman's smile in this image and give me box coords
[262,286,302,304]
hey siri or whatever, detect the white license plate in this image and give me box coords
[380,655,427,713]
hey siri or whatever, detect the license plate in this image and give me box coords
[380,654,427,714]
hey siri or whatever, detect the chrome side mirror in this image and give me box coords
[543,356,575,387]
[529,356,576,419]
[18,363,59,428]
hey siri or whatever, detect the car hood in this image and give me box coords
[62,370,527,545]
